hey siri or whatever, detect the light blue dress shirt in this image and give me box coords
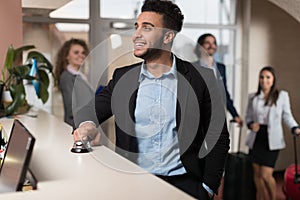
[134,57,213,195]
[134,58,186,176]
[199,59,217,77]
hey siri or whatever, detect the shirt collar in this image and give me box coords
[67,65,80,75]
[199,58,216,69]
[67,65,88,82]
[138,55,177,82]
[258,91,265,99]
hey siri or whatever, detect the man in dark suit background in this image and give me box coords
[73,1,230,199]
[194,33,243,126]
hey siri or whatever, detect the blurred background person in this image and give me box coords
[194,33,243,126]
[245,66,300,200]
[54,38,89,129]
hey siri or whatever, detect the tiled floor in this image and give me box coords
[214,171,287,200]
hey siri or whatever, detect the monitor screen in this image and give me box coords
[0,119,35,193]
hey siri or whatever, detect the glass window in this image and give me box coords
[100,0,236,24]
[176,0,236,24]
[49,0,89,19]
[100,0,142,19]
[55,23,89,32]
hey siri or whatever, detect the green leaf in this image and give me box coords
[9,84,16,98]
[38,65,57,85]
[14,45,35,60]
[12,65,31,79]
[36,64,48,69]
[3,45,14,71]
[9,84,26,102]
[5,84,26,115]
[24,75,36,81]
[5,96,19,116]
[33,70,50,104]
[38,81,49,104]
[38,70,49,88]
[18,84,27,106]
[27,51,53,72]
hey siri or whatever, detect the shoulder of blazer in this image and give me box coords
[60,70,75,79]
[113,62,142,78]
[248,92,256,98]
[216,62,225,74]
[248,92,257,103]
[277,90,289,101]
[114,62,142,73]
[216,62,225,67]
[59,70,76,86]
[279,90,288,96]
[175,56,191,74]
[182,58,214,78]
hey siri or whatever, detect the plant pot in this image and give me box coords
[0,90,30,116]
[1,90,13,109]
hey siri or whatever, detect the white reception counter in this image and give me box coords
[0,109,194,200]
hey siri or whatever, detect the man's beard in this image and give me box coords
[134,35,165,62]
[207,47,216,56]
[135,48,164,62]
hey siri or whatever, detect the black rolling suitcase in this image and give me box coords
[223,120,256,200]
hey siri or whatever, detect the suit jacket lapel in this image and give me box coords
[115,65,140,154]
[216,63,224,86]
[176,58,191,127]
[176,59,200,155]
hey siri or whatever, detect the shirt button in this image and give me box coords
[153,140,158,145]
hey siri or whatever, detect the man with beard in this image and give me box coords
[74,1,229,199]
[194,33,243,126]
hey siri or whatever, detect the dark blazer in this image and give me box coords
[216,62,239,118]
[193,61,239,118]
[78,56,230,193]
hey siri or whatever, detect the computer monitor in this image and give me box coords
[0,119,35,193]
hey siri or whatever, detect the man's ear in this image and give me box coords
[163,31,175,44]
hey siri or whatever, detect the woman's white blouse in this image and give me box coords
[256,92,271,125]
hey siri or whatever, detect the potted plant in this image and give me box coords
[0,44,54,116]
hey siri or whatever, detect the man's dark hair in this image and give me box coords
[196,33,217,46]
[141,0,184,32]
[194,33,217,57]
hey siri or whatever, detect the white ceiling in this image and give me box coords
[22,0,72,9]
[22,0,300,24]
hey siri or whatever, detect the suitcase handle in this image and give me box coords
[292,133,300,183]
[229,119,242,153]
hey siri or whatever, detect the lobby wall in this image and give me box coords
[0,1,23,68]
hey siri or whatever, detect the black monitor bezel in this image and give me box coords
[0,119,36,192]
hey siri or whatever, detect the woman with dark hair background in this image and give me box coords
[245,66,300,200]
